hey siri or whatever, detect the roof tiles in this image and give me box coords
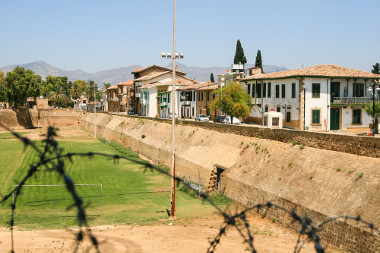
[243,64,380,81]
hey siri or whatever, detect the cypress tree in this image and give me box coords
[234,39,247,64]
[255,50,263,69]
[210,73,215,82]
[372,63,380,74]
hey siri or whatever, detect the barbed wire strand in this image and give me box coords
[0,123,378,253]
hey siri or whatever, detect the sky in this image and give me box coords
[1,0,379,73]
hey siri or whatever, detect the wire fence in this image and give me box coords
[0,123,378,253]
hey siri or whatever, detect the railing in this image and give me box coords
[182,101,191,106]
[332,97,378,105]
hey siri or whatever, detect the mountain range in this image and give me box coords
[0,61,288,87]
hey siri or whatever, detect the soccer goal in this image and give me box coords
[12,184,103,218]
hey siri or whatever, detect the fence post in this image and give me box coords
[198,169,201,197]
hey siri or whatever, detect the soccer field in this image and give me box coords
[0,130,222,229]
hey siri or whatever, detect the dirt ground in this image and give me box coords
[0,216,343,253]
[0,126,345,253]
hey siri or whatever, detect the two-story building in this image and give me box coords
[177,82,220,119]
[117,79,135,113]
[242,64,380,132]
[132,65,196,118]
[106,85,119,112]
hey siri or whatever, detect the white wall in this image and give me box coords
[303,78,330,131]
[246,78,300,123]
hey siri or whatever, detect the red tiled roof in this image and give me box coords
[131,64,186,76]
[177,82,217,91]
[243,64,380,81]
[107,84,118,90]
[117,79,134,86]
[140,77,193,89]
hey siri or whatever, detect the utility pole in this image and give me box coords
[169,0,177,220]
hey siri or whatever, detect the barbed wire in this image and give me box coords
[0,123,378,253]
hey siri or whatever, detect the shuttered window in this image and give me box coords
[312,83,320,98]
[312,109,320,124]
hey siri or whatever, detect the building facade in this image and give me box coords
[242,64,380,132]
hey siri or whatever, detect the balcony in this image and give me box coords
[332,97,379,105]
[182,100,191,106]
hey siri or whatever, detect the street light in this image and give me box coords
[368,80,380,136]
[160,0,185,221]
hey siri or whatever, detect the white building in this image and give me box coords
[133,65,195,118]
[242,64,380,132]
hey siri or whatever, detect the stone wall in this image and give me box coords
[82,113,379,252]
[126,115,379,158]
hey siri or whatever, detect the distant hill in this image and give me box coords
[0,61,288,87]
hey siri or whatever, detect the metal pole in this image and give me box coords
[303,88,306,131]
[169,0,177,220]
[372,82,376,137]
[100,183,103,216]
[94,82,97,139]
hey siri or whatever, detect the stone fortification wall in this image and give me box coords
[30,109,83,127]
[82,113,379,253]
[132,117,379,158]
[0,109,83,128]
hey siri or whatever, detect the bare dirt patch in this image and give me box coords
[0,216,343,253]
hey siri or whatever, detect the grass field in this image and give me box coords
[0,129,225,229]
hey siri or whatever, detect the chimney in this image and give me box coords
[249,67,263,76]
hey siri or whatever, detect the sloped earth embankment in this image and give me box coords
[83,113,379,252]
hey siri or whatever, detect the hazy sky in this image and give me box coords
[1,0,379,73]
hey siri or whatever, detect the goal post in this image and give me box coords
[12,184,103,217]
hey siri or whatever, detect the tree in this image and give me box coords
[5,67,41,107]
[364,102,380,134]
[372,63,380,74]
[0,71,6,102]
[211,81,251,124]
[233,39,247,65]
[255,50,263,70]
[210,73,215,83]
[103,83,111,89]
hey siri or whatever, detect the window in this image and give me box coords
[286,112,291,122]
[312,83,320,98]
[276,85,280,98]
[353,83,364,97]
[257,83,262,98]
[263,83,267,98]
[276,105,281,112]
[281,84,286,98]
[168,93,170,103]
[292,83,296,98]
[207,92,210,101]
[247,84,251,95]
[265,105,268,112]
[312,109,321,124]
[251,84,256,98]
[268,83,271,98]
[352,109,361,124]
[201,92,204,101]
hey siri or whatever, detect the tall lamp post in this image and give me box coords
[160,0,184,220]
[368,80,380,136]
